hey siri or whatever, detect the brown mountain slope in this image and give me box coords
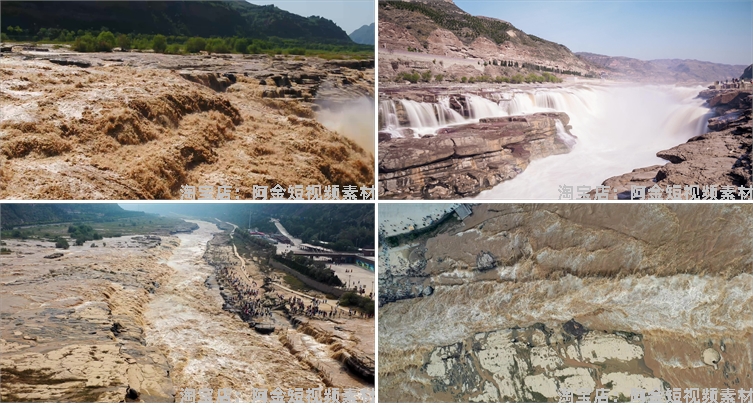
[378,0,595,75]
[577,52,748,83]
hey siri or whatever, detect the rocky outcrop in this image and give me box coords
[381,324,666,402]
[378,1,595,82]
[602,89,751,199]
[47,58,92,68]
[379,112,575,199]
[179,71,234,92]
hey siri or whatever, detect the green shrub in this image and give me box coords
[420,70,432,82]
[206,38,230,53]
[434,74,444,82]
[338,291,375,316]
[185,37,206,53]
[55,238,69,249]
[246,43,260,54]
[274,254,343,286]
[116,34,130,50]
[165,43,183,54]
[95,31,115,51]
[152,34,167,53]
[461,76,467,83]
[73,33,96,52]
[397,71,420,83]
[234,38,249,54]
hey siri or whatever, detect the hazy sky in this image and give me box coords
[456,0,752,66]
[248,0,374,35]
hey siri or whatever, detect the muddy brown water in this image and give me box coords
[144,220,325,401]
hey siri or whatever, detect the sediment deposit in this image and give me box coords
[378,204,753,402]
[0,48,374,199]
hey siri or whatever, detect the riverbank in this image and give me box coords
[202,223,375,392]
[145,220,337,400]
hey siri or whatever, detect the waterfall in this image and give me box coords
[474,83,712,199]
[379,100,400,130]
[378,83,711,173]
[465,94,508,119]
[438,96,465,125]
[555,119,577,148]
[396,99,442,130]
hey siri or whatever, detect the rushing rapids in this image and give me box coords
[379,83,714,199]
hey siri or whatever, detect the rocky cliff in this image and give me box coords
[602,89,752,198]
[378,204,753,402]
[379,112,575,199]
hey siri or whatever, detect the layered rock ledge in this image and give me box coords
[602,89,752,199]
[379,112,574,199]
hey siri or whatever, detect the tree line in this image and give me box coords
[2,26,373,57]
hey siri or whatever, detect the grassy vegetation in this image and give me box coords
[338,291,375,316]
[1,203,142,230]
[274,253,344,286]
[54,237,69,249]
[283,274,309,293]
[2,27,373,59]
[0,215,189,241]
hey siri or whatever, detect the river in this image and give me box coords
[143,220,324,401]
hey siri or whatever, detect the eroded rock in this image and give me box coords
[379,112,574,199]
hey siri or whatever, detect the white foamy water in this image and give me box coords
[380,83,712,199]
[380,273,753,350]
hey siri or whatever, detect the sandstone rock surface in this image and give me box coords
[379,112,574,199]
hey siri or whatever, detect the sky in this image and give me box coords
[248,0,374,35]
[456,0,752,66]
